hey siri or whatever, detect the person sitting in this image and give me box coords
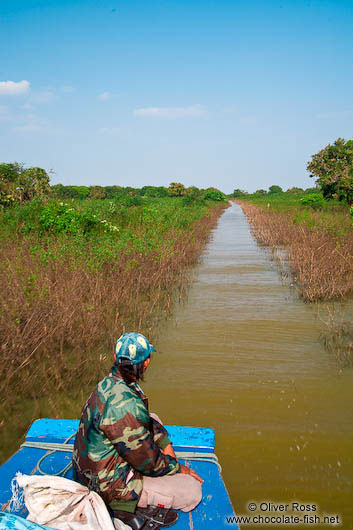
[72,332,203,529]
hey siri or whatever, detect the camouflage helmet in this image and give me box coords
[114,332,156,365]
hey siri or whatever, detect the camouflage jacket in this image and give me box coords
[72,365,180,513]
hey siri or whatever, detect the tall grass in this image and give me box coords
[237,196,353,302]
[0,197,228,462]
[237,195,353,366]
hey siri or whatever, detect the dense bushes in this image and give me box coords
[0,162,50,206]
[0,196,229,462]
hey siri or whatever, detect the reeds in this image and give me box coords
[321,306,353,366]
[238,202,353,302]
[0,201,228,462]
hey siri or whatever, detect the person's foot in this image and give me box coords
[136,506,178,527]
[113,509,146,530]
[114,506,178,529]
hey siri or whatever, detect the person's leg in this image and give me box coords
[138,474,202,512]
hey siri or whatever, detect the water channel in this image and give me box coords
[144,203,353,528]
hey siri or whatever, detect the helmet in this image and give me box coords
[114,332,156,365]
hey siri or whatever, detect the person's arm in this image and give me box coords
[150,415,172,450]
[179,463,204,483]
[151,416,203,483]
[101,398,180,478]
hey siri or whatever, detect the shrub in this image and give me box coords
[203,188,226,201]
[300,193,325,210]
[39,202,101,234]
[168,182,186,197]
[0,162,50,206]
[232,188,247,197]
[268,185,283,194]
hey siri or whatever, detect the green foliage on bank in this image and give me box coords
[0,195,224,269]
[307,137,353,204]
[0,162,50,206]
[51,182,226,203]
[238,190,352,238]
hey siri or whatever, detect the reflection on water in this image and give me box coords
[144,203,353,528]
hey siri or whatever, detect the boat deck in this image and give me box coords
[0,419,237,529]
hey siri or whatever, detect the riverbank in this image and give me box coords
[236,196,353,302]
[0,196,228,463]
[236,195,353,366]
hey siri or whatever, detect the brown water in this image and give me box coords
[144,203,353,529]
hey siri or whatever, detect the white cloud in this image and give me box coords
[97,126,120,134]
[30,90,55,104]
[316,110,353,119]
[61,85,74,93]
[0,105,9,122]
[133,104,207,118]
[21,103,35,110]
[13,123,43,132]
[0,80,30,96]
[12,112,47,133]
[98,91,112,101]
[222,105,237,114]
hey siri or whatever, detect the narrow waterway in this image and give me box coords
[144,203,353,528]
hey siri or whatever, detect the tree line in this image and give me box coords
[232,137,353,205]
[1,137,352,206]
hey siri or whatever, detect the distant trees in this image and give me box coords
[89,186,106,199]
[51,184,90,200]
[286,187,304,194]
[307,138,353,204]
[0,162,50,206]
[232,189,248,198]
[168,182,186,197]
[203,187,226,201]
[141,186,168,198]
[268,185,283,194]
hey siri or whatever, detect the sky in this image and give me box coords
[0,0,352,193]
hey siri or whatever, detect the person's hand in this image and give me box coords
[162,443,177,459]
[179,463,204,483]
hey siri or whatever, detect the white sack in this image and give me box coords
[15,474,131,530]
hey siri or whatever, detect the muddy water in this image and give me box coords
[144,203,353,528]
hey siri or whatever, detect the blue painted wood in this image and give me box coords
[0,419,237,529]
[26,419,215,453]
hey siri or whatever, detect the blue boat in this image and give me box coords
[0,419,237,529]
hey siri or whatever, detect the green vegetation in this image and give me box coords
[0,162,50,206]
[236,190,352,365]
[268,185,283,194]
[238,189,352,247]
[0,165,228,463]
[307,137,353,204]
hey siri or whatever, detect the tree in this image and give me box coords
[89,186,106,199]
[0,162,50,206]
[168,182,186,197]
[307,138,353,204]
[268,185,283,194]
[105,186,124,199]
[255,189,267,195]
[232,189,247,197]
[143,186,168,198]
[286,187,304,194]
[203,187,226,201]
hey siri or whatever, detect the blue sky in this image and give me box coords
[0,0,352,193]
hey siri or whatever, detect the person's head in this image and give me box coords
[113,332,156,383]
